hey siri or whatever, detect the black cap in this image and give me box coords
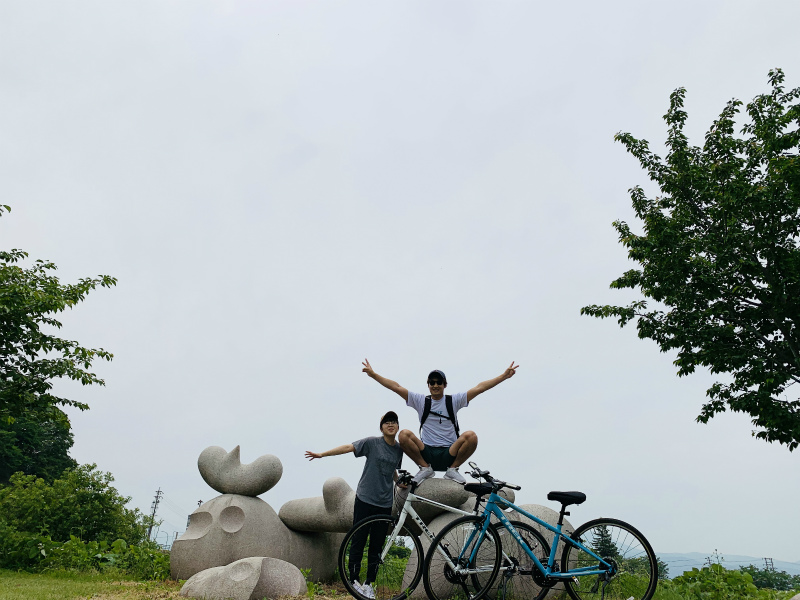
[380,411,399,427]
[428,369,447,383]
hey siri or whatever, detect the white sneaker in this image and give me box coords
[351,580,364,595]
[362,583,375,599]
[412,465,435,484]
[444,467,466,484]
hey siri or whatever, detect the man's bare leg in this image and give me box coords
[398,429,428,467]
[448,431,478,469]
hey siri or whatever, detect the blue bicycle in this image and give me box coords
[422,462,658,600]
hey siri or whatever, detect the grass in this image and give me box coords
[0,570,183,600]
[0,569,351,600]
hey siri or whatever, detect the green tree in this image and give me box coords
[582,69,800,450]
[0,204,116,468]
[0,464,149,544]
[591,524,619,559]
[740,565,800,591]
[0,407,77,483]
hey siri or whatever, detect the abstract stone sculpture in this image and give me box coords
[279,477,355,533]
[171,446,343,581]
[180,556,306,600]
[198,445,282,496]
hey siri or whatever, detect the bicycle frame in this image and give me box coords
[379,488,475,562]
[459,491,613,580]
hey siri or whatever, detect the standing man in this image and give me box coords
[305,411,403,599]
[361,359,518,484]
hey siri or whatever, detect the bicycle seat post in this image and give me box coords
[557,503,570,527]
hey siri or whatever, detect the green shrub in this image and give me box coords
[0,464,149,544]
[0,524,170,580]
[667,564,797,600]
[740,565,800,591]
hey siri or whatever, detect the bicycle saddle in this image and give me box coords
[547,491,586,506]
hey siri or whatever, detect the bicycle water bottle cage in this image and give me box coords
[547,491,586,506]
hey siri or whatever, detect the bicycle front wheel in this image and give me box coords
[484,520,551,600]
[423,515,501,600]
[338,515,423,600]
[561,518,657,600]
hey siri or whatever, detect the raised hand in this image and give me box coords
[503,361,519,379]
[305,451,322,461]
[362,358,375,377]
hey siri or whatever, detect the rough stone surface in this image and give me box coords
[406,478,471,523]
[198,446,282,496]
[171,489,343,580]
[279,477,355,533]
[508,503,574,541]
[180,556,306,600]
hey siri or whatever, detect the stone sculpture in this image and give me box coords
[279,476,355,533]
[180,557,306,600]
[198,445,282,496]
[171,446,343,581]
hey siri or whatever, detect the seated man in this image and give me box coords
[361,359,518,484]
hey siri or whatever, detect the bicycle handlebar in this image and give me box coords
[396,469,413,487]
[466,461,521,492]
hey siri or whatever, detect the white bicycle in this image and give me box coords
[338,470,502,600]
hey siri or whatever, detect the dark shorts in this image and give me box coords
[421,445,455,471]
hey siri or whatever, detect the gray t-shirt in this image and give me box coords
[352,436,404,508]
[407,391,469,447]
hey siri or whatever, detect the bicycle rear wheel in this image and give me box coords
[338,515,423,600]
[423,515,501,600]
[561,518,657,600]
[484,520,551,600]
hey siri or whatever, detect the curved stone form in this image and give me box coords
[198,446,282,496]
[180,556,306,600]
[279,477,474,534]
[407,478,471,523]
[171,493,343,581]
[279,477,355,533]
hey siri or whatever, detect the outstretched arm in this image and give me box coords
[305,444,355,460]
[362,358,409,401]
[466,362,519,402]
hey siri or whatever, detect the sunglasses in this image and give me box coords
[382,420,398,426]
[427,380,444,386]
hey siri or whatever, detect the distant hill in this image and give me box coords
[659,552,800,579]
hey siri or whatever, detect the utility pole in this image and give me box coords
[147,488,163,541]
[764,558,774,571]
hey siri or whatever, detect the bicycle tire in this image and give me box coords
[561,518,657,600]
[483,520,551,600]
[423,515,501,600]
[338,514,424,600]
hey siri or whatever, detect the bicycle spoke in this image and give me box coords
[339,515,423,600]
[423,516,501,600]
[482,521,551,600]
[561,518,657,600]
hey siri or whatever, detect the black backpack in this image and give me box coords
[420,395,460,438]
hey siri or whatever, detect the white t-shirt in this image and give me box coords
[407,391,468,447]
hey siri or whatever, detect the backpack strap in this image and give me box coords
[420,396,433,432]
[445,395,461,438]
[420,395,460,438]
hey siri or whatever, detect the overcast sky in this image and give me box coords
[2,1,799,566]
